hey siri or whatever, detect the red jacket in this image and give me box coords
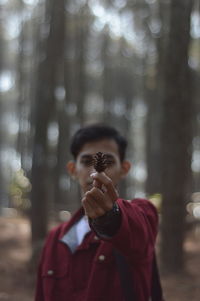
[35,198,158,301]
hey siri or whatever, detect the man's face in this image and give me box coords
[67,139,130,194]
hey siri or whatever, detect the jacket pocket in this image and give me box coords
[42,265,69,300]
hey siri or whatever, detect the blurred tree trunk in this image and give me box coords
[74,6,89,126]
[31,0,65,246]
[145,88,162,195]
[102,27,116,125]
[0,93,2,211]
[16,6,28,171]
[193,70,200,191]
[54,31,70,212]
[0,99,2,212]
[160,0,194,273]
[0,98,4,214]
[0,14,4,211]
[145,0,170,195]
[117,39,135,198]
[55,102,70,208]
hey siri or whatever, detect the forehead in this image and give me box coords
[77,139,120,158]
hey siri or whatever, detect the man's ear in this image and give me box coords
[120,160,131,178]
[66,161,76,178]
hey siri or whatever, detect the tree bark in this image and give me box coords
[31,0,65,244]
[145,0,170,195]
[0,12,5,211]
[160,0,194,273]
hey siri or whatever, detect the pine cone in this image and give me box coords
[93,152,108,172]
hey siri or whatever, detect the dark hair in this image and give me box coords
[70,123,127,162]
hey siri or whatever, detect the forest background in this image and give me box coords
[0,0,200,300]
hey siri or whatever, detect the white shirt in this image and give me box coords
[61,216,91,253]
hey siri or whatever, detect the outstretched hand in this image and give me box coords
[81,172,119,219]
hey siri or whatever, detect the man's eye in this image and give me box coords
[106,159,115,167]
[80,159,93,166]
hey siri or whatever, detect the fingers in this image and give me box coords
[88,188,113,211]
[82,187,113,218]
[82,196,104,219]
[82,172,119,219]
[90,172,119,201]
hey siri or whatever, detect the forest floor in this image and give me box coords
[0,216,200,301]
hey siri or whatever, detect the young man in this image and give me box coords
[35,123,160,301]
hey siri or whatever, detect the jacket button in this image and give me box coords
[47,270,54,275]
[98,255,105,261]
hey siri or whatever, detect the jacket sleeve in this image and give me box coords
[91,198,158,262]
[89,202,121,237]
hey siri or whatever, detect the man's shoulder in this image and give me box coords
[46,207,84,241]
[131,197,158,210]
[118,197,156,208]
[117,198,158,220]
[46,221,69,241]
[51,220,69,233]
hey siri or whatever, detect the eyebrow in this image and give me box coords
[80,154,93,160]
[104,154,115,160]
[79,155,93,166]
[80,153,115,160]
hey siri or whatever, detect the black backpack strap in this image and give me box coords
[114,249,136,301]
[114,249,164,301]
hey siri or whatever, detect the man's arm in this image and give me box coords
[82,172,158,259]
[89,202,121,237]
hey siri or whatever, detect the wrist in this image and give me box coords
[89,202,121,237]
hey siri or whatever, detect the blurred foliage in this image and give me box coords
[149,193,162,213]
[9,169,31,214]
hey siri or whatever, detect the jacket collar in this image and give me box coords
[58,206,84,241]
[58,206,101,251]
